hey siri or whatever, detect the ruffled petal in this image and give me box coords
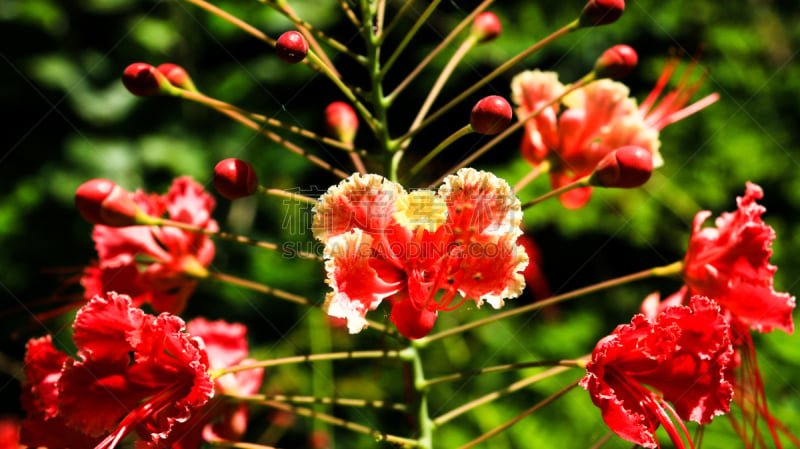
[313,173,405,241]
[322,230,403,333]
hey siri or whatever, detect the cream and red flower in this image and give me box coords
[581,296,734,449]
[682,182,795,334]
[81,177,217,315]
[312,168,528,339]
[511,57,717,208]
[20,292,214,449]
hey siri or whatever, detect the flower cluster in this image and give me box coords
[20,293,214,449]
[312,168,528,339]
[80,177,217,314]
[582,296,734,448]
[511,59,718,208]
[682,182,795,334]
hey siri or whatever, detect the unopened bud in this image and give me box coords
[276,31,309,64]
[594,45,637,80]
[122,63,173,97]
[156,63,197,92]
[470,95,513,135]
[471,12,502,43]
[589,146,653,188]
[75,179,141,227]
[324,102,359,144]
[213,158,259,200]
[579,0,625,27]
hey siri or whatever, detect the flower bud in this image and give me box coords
[471,12,502,43]
[594,45,637,80]
[470,95,513,135]
[213,158,259,200]
[75,179,141,227]
[579,0,625,27]
[276,31,309,64]
[589,146,653,188]
[156,63,197,92]
[122,63,173,97]
[324,102,359,144]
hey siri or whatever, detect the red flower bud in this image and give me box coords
[579,0,625,27]
[594,44,638,80]
[276,31,309,64]
[589,146,653,188]
[324,102,359,144]
[471,12,502,43]
[156,63,197,91]
[213,158,259,200]
[122,63,171,97]
[470,95,513,135]
[75,179,140,227]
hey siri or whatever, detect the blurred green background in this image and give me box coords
[1,0,799,447]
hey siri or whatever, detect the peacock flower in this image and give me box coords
[682,182,795,334]
[582,296,734,449]
[81,177,217,315]
[312,168,528,339]
[511,56,718,208]
[20,292,214,449]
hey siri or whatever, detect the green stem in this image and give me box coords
[409,339,435,449]
[183,0,273,44]
[429,72,596,187]
[258,400,422,447]
[214,107,349,178]
[174,89,362,154]
[337,0,361,28]
[306,50,381,134]
[513,160,551,194]
[231,393,407,412]
[151,217,321,261]
[357,0,391,157]
[404,36,478,144]
[214,348,407,378]
[587,432,614,449]
[379,0,415,44]
[308,308,334,438]
[259,186,317,204]
[452,379,581,449]
[431,365,572,427]
[266,0,367,66]
[420,261,685,345]
[398,19,579,145]
[208,271,315,308]
[206,272,397,335]
[408,125,473,179]
[521,175,591,210]
[421,359,581,389]
[378,0,443,80]
[386,0,495,102]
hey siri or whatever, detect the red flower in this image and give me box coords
[683,182,795,334]
[81,177,217,314]
[511,57,717,208]
[159,318,264,449]
[20,292,214,449]
[0,416,22,449]
[312,168,528,339]
[581,296,734,449]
